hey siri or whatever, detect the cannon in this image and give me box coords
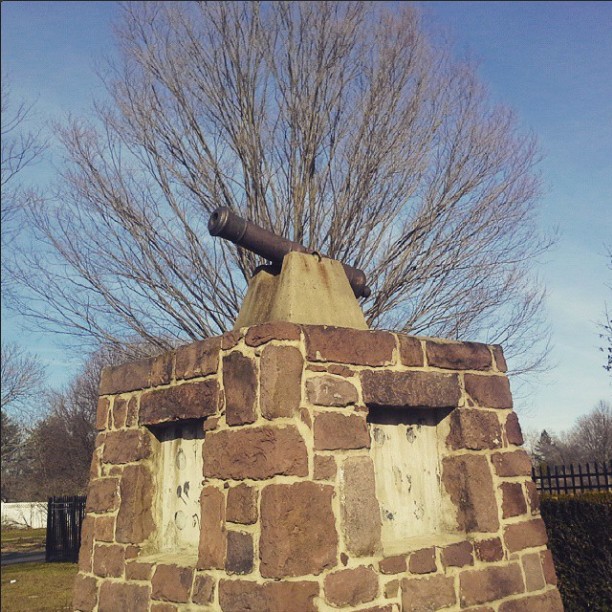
[208,207,371,299]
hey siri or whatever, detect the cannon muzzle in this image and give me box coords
[208,207,371,299]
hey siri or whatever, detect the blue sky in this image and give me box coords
[1,1,610,435]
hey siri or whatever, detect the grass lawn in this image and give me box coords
[1,562,77,612]
[1,528,47,553]
[1,528,76,611]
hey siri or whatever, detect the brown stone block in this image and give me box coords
[379,555,407,574]
[504,518,548,553]
[324,566,379,607]
[77,516,95,573]
[441,540,474,568]
[203,425,308,480]
[98,581,150,612]
[150,351,174,387]
[314,454,337,481]
[86,478,119,513]
[223,351,258,425]
[446,408,503,451]
[522,552,546,591]
[125,396,139,428]
[426,340,492,370]
[498,590,564,612]
[314,412,370,450]
[151,564,193,603]
[112,397,128,429]
[221,329,242,350]
[191,574,215,605]
[226,484,257,524]
[459,564,525,607]
[361,370,460,409]
[540,550,558,585]
[504,411,524,445]
[398,335,424,366]
[226,531,254,575]
[384,579,400,598]
[73,574,98,612]
[219,580,319,612]
[306,374,358,407]
[94,431,106,449]
[96,397,110,431]
[327,364,356,377]
[198,486,226,570]
[300,406,313,428]
[401,575,456,612]
[464,374,513,409]
[244,321,302,346]
[260,482,337,578]
[99,357,152,395]
[93,515,115,542]
[441,454,499,532]
[102,430,152,464]
[260,344,303,419]
[359,606,394,612]
[115,464,155,544]
[304,325,395,366]
[526,481,541,514]
[491,450,533,477]
[475,538,504,563]
[89,446,102,480]
[341,456,382,557]
[204,415,220,431]
[175,336,220,380]
[501,482,528,518]
[150,604,177,612]
[408,547,436,574]
[492,344,508,372]
[92,543,125,578]
[124,545,140,560]
[89,442,103,482]
[139,379,219,426]
[125,560,154,581]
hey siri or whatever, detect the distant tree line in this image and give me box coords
[1,347,138,502]
[529,400,612,467]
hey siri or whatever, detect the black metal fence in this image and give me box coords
[45,495,87,563]
[531,461,612,495]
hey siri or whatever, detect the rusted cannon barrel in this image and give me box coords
[208,207,371,299]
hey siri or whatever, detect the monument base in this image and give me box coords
[74,323,563,611]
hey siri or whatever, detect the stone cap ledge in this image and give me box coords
[99,323,508,396]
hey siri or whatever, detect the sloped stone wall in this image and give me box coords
[73,323,563,611]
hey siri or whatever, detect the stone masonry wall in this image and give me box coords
[73,323,563,611]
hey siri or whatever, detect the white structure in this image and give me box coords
[1,501,47,528]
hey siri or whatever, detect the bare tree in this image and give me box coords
[1,77,46,288]
[11,2,550,372]
[599,246,612,375]
[1,410,24,501]
[570,400,612,464]
[0,342,46,416]
[529,401,612,467]
[531,429,581,467]
[0,340,46,499]
[14,347,125,500]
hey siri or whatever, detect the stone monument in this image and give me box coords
[73,211,563,611]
